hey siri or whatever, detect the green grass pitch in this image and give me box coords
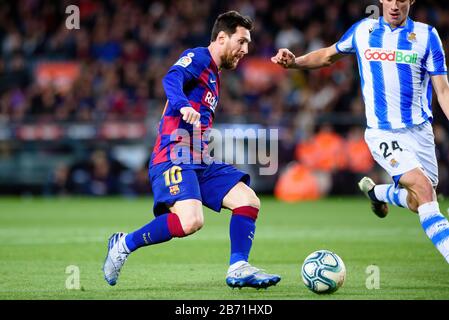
[0,196,448,300]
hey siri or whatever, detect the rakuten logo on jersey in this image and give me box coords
[364,48,418,65]
[203,91,218,112]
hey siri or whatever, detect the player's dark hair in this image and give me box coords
[210,11,253,42]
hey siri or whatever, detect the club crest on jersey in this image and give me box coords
[407,32,417,42]
[169,184,180,195]
[390,158,400,168]
[175,55,193,68]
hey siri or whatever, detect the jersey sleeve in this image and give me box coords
[162,50,206,111]
[425,27,447,75]
[336,20,364,54]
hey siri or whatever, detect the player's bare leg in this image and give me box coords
[169,199,204,235]
[223,182,261,211]
[399,168,435,210]
[399,168,449,263]
[222,182,281,289]
[360,169,449,262]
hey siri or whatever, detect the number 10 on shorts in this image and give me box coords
[163,166,183,186]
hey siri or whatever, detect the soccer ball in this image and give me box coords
[301,249,346,294]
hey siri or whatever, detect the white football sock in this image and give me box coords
[374,184,409,208]
[418,201,449,263]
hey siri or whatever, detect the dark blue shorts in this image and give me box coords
[149,162,250,216]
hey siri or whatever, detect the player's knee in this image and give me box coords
[243,189,260,209]
[250,194,261,210]
[238,188,260,209]
[181,214,204,235]
[224,184,260,211]
[410,175,435,203]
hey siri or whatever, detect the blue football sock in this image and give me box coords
[125,213,185,252]
[229,206,259,265]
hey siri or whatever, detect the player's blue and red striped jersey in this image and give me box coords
[150,47,220,167]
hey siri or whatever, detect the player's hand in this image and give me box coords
[180,107,201,128]
[271,49,296,69]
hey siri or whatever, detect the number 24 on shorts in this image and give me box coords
[379,140,403,159]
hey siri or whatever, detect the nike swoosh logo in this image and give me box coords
[210,79,216,83]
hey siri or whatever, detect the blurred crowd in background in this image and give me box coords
[0,0,449,198]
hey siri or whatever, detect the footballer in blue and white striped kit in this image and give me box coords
[272,0,449,264]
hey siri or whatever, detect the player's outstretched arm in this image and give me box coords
[432,74,449,121]
[271,44,345,70]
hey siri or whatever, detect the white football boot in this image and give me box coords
[102,232,130,286]
[226,262,281,289]
[358,176,389,218]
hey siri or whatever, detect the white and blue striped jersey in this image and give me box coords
[336,17,447,130]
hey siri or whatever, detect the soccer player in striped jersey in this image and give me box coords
[103,11,281,288]
[272,0,449,263]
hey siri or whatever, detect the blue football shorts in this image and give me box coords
[149,162,250,216]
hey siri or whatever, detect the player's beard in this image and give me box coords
[220,50,238,70]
